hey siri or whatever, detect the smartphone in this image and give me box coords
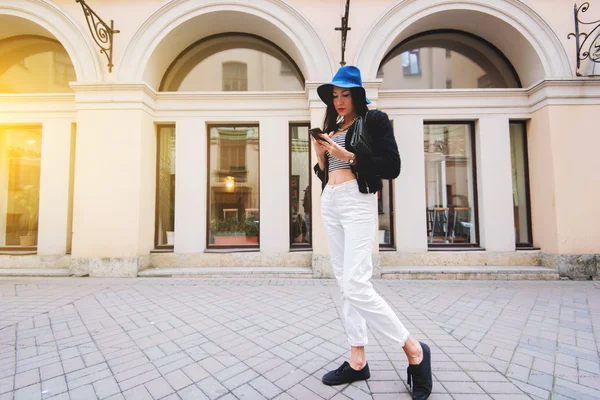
[309,127,326,141]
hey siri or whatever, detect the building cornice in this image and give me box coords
[2,79,600,118]
[527,79,600,112]
[69,82,157,112]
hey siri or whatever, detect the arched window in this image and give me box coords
[0,35,75,93]
[160,33,304,92]
[222,62,248,91]
[378,30,520,89]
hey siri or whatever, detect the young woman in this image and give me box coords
[312,66,433,400]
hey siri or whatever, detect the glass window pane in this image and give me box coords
[424,123,478,245]
[161,35,304,92]
[379,32,520,89]
[510,122,533,246]
[156,126,176,247]
[208,126,259,247]
[377,181,394,248]
[0,126,42,247]
[222,62,248,91]
[0,36,75,93]
[290,124,311,248]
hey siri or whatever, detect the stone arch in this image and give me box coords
[119,0,335,89]
[354,0,572,87]
[0,0,103,82]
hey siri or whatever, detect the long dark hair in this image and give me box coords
[322,87,370,133]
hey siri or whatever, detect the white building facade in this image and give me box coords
[1,0,599,278]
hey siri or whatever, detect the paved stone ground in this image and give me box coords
[0,278,599,400]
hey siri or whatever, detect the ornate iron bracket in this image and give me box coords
[335,0,351,66]
[568,2,600,76]
[76,0,120,73]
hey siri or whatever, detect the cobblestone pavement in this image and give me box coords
[0,278,599,400]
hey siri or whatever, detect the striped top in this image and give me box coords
[327,131,351,172]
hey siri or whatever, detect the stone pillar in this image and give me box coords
[173,118,206,253]
[37,120,74,255]
[259,117,290,254]
[393,115,428,252]
[530,104,600,279]
[70,84,156,277]
[476,115,516,252]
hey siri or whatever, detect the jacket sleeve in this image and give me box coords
[314,162,326,183]
[353,110,401,180]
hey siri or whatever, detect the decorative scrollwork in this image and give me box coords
[76,0,120,73]
[568,2,600,76]
[335,0,351,66]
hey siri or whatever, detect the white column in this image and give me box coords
[174,118,207,253]
[37,120,73,255]
[309,106,327,258]
[476,116,516,251]
[259,117,289,253]
[393,115,428,252]
[71,107,156,277]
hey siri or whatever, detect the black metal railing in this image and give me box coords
[75,0,120,73]
[568,2,600,76]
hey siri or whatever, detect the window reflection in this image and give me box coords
[378,31,520,89]
[222,62,248,91]
[402,50,421,76]
[0,36,75,93]
[161,34,304,92]
[156,126,176,247]
[377,181,394,248]
[424,123,478,245]
[0,126,42,247]
[510,122,533,247]
[208,126,259,247]
[290,124,311,248]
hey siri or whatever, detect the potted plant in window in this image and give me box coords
[244,218,259,244]
[13,184,39,247]
[210,218,258,245]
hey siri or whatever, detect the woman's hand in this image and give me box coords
[320,133,353,162]
[311,134,328,160]
[311,133,331,171]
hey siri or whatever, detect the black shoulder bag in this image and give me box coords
[350,111,373,156]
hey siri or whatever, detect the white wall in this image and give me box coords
[174,118,207,253]
[37,119,72,254]
[476,116,516,251]
[259,117,290,253]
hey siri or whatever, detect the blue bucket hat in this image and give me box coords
[317,65,371,105]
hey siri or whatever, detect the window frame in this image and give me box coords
[289,123,312,250]
[0,124,43,252]
[154,124,176,251]
[510,120,534,248]
[206,123,260,250]
[424,121,481,249]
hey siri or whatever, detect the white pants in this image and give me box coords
[321,180,410,347]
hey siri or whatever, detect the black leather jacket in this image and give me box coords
[314,109,401,194]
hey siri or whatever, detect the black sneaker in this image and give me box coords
[322,361,370,386]
[407,342,433,400]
